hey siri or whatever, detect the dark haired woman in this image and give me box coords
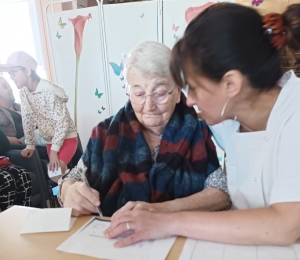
[104,3,300,247]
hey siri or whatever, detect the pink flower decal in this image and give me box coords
[185,2,217,24]
[252,0,264,6]
[69,13,92,56]
[68,13,92,127]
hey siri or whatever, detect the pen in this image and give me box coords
[77,159,103,217]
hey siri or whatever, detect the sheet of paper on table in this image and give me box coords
[20,207,76,234]
[57,217,176,260]
[179,238,300,260]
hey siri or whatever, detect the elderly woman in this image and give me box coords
[58,41,229,217]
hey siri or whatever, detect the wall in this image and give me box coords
[35,0,63,82]
[37,0,300,83]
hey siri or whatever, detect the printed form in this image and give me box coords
[57,217,176,260]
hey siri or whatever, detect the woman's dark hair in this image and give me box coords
[170,3,300,90]
[283,4,300,51]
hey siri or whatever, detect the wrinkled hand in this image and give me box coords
[7,136,24,145]
[61,180,100,217]
[49,150,60,172]
[21,148,34,158]
[104,210,172,248]
[112,201,170,220]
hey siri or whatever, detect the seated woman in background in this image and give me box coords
[58,41,229,217]
[0,128,32,211]
[0,76,48,160]
[0,77,23,144]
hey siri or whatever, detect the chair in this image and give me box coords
[5,144,49,208]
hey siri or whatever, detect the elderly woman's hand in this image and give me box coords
[61,180,100,217]
[112,201,172,219]
[104,210,173,247]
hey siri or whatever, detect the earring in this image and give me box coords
[221,98,237,123]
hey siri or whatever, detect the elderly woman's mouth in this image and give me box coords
[143,113,162,116]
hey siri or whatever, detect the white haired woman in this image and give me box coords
[58,41,230,217]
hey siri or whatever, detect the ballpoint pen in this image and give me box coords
[77,159,103,217]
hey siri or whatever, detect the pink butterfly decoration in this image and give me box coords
[172,24,180,32]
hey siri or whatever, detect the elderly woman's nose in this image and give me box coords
[144,96,156,110]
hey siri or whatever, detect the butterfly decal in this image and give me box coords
[140,13,145,19]
[120,76,124,81]
[56,32,62,39]
[98,106,105,114]
[58,17,67,29]
[252,0,264,6]
[95,88,103,98]
[172,23,180,32]
[122,84,126,89]
[109,62,123,76]
[174,34,179,41]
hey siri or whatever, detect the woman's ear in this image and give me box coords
[222,70,243,99]
[24,68,32,77]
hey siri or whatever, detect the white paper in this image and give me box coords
[179,238,300,260]
[47,165,62,178]
[57,217,176,260]
[20,208,75,234]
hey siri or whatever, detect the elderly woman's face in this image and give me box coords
[0,77,15,103]
[127,68,181,129]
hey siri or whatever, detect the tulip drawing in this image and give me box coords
[69,13,92,126]
[185,2,217,24]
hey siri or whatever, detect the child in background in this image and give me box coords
[0,51,78,182]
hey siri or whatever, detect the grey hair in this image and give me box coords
[123,41,171,81]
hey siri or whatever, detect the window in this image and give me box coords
[0,0,46,102]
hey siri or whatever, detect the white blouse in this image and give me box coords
[210,71,300,209]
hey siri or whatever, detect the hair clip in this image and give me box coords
[263,13,287,50]
[265,28,286,35]
[266,28,273,35]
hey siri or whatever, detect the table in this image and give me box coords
[0,206,186,260]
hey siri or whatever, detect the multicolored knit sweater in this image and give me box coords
[61,95,220,216]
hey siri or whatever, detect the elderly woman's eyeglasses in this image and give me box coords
[8,67,25,77]
[126,86,176,105]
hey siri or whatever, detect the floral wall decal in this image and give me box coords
[69,13,92,126]
[252,0,264,6]
[185,2,217,24]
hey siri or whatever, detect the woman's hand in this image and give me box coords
[7,136,24,145]
[61,180,101,217]
[112,201,172,219]
[49,150,60,172]
[21,148,34,158]
[104,210,173,247]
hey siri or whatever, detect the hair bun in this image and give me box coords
[263,13,287,50]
